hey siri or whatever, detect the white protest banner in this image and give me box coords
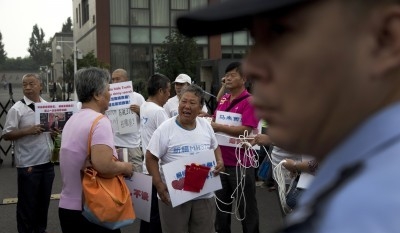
[215,111,260,149]
[125,172,152,222]
[161,150,222,207]
[117,108,138,134]
[108,81,135,110]
[105,81,139,134]
[35,101,78,132]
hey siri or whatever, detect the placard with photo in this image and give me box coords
[35,101,79,132]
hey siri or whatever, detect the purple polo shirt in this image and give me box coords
[213,90,258,167]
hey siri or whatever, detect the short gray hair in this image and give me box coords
[180,84,205,107]
[75,67,111,103]
[22,73,42,83]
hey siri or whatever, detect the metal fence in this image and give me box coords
[0,83,15,166]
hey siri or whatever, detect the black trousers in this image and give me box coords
[17,162,55,233]
[59,208,121,233]
[215,167,260,233]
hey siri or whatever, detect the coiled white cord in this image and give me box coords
[215,130,260,221]
[273,160,293,214]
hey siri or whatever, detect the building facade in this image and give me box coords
[72,0,252,99]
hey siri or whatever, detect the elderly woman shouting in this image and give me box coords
[58,68,133,233]
[146,84,225,233]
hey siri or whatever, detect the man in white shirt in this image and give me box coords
[139,73,171,233]
[2,73,55,233]
[110,68,145,172]
[163,73,208,117]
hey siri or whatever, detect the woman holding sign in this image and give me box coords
[146,84,225,233]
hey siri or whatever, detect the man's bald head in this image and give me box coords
[111,69,129,83]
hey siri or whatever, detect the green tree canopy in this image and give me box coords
[62,17,73,33]
[155,30,201,83]
[0,57,37,71]
[0,31,7,64]
[28,24,52,67]
[64,50,110,84]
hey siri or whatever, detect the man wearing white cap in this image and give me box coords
[163,73,208,117]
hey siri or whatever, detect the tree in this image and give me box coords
[28,24,52,67]
[0,31,7,64]
[61,17,73,33]
[64,50,110,85]
[0,57,37,71]
[155,30,201,83]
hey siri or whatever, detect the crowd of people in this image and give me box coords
[3,0,400,232]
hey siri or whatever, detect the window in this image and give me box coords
[172,0,188,10]
[131,46,151,80]
[131,46,150,61]
[221,47,233,59]
[151,28,170,44]
[131,9,150,25]
[190,0,207,10]
[111,27,130,43]
[131,28,150,43]
[233,47,247,59]
[78,4,81,28]
[151,0,169,26]
[131,0,149,8]
[221,33,232,45]
[233,31,248,45]
[110,0,129,25]
[194,36,207,45]
[82,0,89,24]
[111,45,130,72]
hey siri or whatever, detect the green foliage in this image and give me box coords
[62,17,73,33]
[64,50,110,84]
[0,31,6,64]
[28,24,52,67]
[155,30,201,82]
[0,57,37,71]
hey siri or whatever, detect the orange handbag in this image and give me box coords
[81,114,135,230]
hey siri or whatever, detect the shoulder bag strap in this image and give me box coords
[86,114,129,204]
[225,94,250,112]
[87,114,105,159]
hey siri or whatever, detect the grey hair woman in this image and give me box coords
[59,67,133,233]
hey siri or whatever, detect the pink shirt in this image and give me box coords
[59,108,117,210]
[214,90,258,166]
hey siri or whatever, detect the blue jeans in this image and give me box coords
[215,167,260,233]
[17,162,55,233]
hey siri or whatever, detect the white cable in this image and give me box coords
[273,160,292,214]
[215,130,260,221]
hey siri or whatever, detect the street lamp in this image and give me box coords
[56,40,79,101]
[39,66,49,94]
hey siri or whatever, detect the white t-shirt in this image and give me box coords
[271,146,302,184]
[147,116,218,199]
[140,101,169,174]
[163,95,208,118]
[111,92,145,148]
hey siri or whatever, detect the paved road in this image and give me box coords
[0,86,284,233]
